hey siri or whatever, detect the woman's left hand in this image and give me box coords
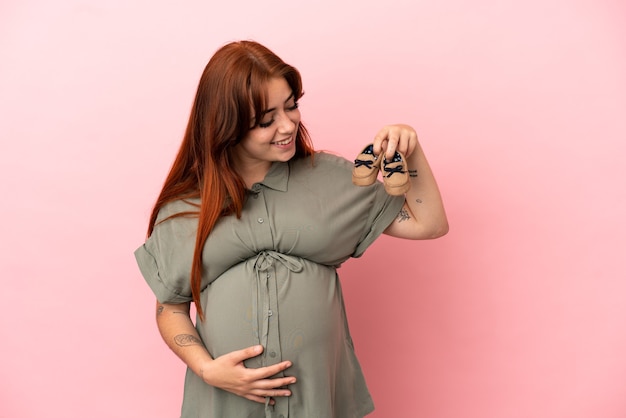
[374,123,449,240]
[372,124,419,161]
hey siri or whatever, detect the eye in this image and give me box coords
[258,119,274,128]
[256,101,299,128]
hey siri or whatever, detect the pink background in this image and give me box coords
[1,1,625,417]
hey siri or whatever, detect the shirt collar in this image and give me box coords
[256,161,289,192]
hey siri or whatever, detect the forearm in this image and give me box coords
[155,300,214,378]
[154,300,296,403]
[404,142,448,238]
[398,141,448,239]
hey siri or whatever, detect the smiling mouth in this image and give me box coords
[272,137,293,146]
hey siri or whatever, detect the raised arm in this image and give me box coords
[155,300,296,404]
[374,125,449,240]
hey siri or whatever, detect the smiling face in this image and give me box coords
[231,77,301,182]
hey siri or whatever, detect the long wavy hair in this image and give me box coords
[147,40,315,320]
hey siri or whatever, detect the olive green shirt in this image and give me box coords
[135,152,404,418]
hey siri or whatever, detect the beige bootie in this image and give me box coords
[352,144,381,186]
[382,151,410,195]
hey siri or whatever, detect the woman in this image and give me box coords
[135,40,448,418]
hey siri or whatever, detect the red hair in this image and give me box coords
[147,41,314,320]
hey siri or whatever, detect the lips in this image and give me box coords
[272,137,293,146]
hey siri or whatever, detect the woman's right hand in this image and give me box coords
[200,345,296,404]
[155,301,295,404]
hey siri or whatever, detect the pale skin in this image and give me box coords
[377,124,449,240]
[156,301,295,405]
[155,78,448,404]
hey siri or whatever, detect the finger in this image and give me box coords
[247,361,293,380]
[406,131,418,157]
[395,129,417,157]
[385,130,400,160]
[372,127,391,156]
[227,345,264,363]
[396,131,411,157]
[250,387,292,398]
[255,376,297,389]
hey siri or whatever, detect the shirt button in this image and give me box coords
[257,218,264,224]
[269,351,277,358]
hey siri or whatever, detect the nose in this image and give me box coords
[276,111,296,134]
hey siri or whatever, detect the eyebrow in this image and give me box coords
[261,92,295,116]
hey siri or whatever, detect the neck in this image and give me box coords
[232,159,272,189]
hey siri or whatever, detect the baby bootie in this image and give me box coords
[382,151,410,195]
[352,144,381,186]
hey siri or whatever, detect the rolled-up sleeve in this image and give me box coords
[134,242,193,304]
[134,200,199,304]
[352,181,404,258]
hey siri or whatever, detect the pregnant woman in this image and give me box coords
[134,40,448,418]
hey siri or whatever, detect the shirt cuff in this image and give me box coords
[134,244,193,304]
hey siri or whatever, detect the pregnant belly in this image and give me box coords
[197,253,346,368]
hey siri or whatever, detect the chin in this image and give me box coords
[277,147,297,162]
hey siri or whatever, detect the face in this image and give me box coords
[232,77,301,173]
